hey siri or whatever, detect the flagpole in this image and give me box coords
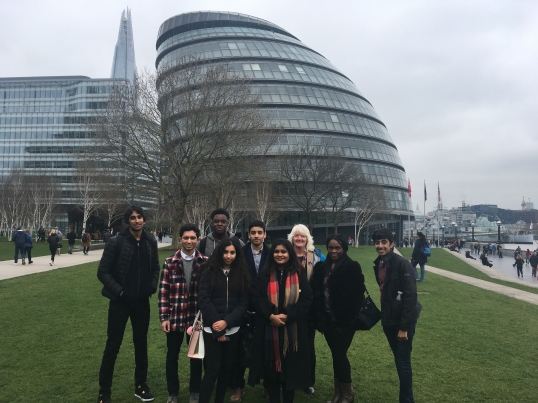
[423,180,426,232]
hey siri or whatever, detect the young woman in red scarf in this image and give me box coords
[248,239,313,403]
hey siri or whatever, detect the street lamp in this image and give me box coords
[442,225,445,244]
[471,221,475,242]
[497,220,502,243]
[452,221,457,241]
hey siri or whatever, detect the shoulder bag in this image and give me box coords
[354,287,381,331]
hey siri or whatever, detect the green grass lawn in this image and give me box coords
[1,246,538,402]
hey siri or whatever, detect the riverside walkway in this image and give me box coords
[0,241,172,281]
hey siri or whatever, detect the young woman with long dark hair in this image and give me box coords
[198,238,251,403]
[311,234,365,403]
[248,239,313,403]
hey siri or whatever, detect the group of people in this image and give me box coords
[96,206,422,403]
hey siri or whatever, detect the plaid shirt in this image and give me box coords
[158,249,208,332]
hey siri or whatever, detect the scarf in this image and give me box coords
[266,269,300,372]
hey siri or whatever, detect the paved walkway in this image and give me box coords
[0,242,172,281]
[396,248,538,306]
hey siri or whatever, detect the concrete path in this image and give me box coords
[0,242,172,281]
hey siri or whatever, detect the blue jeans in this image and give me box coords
[14,245,25,262]
[383,321,417,403]
[413,263,425,282]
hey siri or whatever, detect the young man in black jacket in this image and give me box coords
[96,206,161,403]
[372,228,421,403]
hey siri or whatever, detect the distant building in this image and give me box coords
[0,9,137,231]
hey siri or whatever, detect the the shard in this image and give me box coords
[111,8,137,83]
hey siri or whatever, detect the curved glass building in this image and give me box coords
[156,11,412,237]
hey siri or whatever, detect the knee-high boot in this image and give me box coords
[326,378,341,403]
[340,383,355,403]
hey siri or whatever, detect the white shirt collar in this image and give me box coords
[180,250,195,261]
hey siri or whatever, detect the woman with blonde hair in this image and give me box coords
[287,224,324,395]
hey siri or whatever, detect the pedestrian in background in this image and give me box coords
[47,229,60,266]
[12,227,27,265]
[25,229,33,264]
[411,232,428,282]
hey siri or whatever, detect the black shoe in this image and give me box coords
[303,387,315,394]
[97,394,111,403]
[135,383,154,402]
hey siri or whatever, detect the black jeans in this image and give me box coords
[266,377,295,403]
[229,329,246,389]
[383,321,417,403]
[166,330,203,395]
[323,315,356,383]
[25,246,32,262]
[49,247,57,262]
[98,298,150,395]
[199,331,240,403]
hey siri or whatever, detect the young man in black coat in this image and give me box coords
[96,206,161,403]
[372,228,421,403]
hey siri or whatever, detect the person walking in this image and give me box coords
[513,255,524,277]
[197,238,251,403]
[25,229,34,264]
[248,239,313,403]
[67,229,76,254]
[81,230,91,255]
[47,229,60,266]
[11,227,27,265]
[525,249,531,264]
[411,232,428,282]
[372,228,422,403]
[159,224,208,403]
[96,206,160,403]
[310,235,365,403]
[529,251,538,277]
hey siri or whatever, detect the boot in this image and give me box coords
[340,383,355,403]
[326,378,342,403]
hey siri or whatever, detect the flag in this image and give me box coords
[408,179,412,198]
[424,181,427,201]
[531,221,534,230]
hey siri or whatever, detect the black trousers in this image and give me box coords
[323,315,356,383]
[266,376,295,403]
[98,298,150,395]
[25,246,32,262]
[166,330,203,395]
[49,247,57,262]
[199,331,240,403]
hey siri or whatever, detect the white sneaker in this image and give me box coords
[49,261,53,266]
[14,262,18,265]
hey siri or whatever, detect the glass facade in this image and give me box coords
[0,76,119,228]
[156,11,412,215]
[110,8,137,83]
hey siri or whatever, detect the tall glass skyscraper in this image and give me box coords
[156,11,412,236]
[110,8,137,83]
[0,9,137,231]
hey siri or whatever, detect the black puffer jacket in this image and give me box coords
[374,251,422,330]
[310,256,366,332]
[97,228,160,300]
[198,267,249,339]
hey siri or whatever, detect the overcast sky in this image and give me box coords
[1,0,537,212]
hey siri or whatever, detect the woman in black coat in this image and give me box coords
[310,234,365,403]
[198,238,251,403]
[47,229,60,266]
[411,232,428,282]
[248,239,313,403]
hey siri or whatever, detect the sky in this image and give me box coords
[1,0,537,212]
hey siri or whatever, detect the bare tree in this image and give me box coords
[354,184,386,247]
[75,161,104,230]
[25,173,60,230]
[0,169,29,231]
[95,59,278,245]
[250,181,280,229]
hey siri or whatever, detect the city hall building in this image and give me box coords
[155,11,412,241]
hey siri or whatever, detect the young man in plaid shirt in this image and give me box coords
[159,224,208,403]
